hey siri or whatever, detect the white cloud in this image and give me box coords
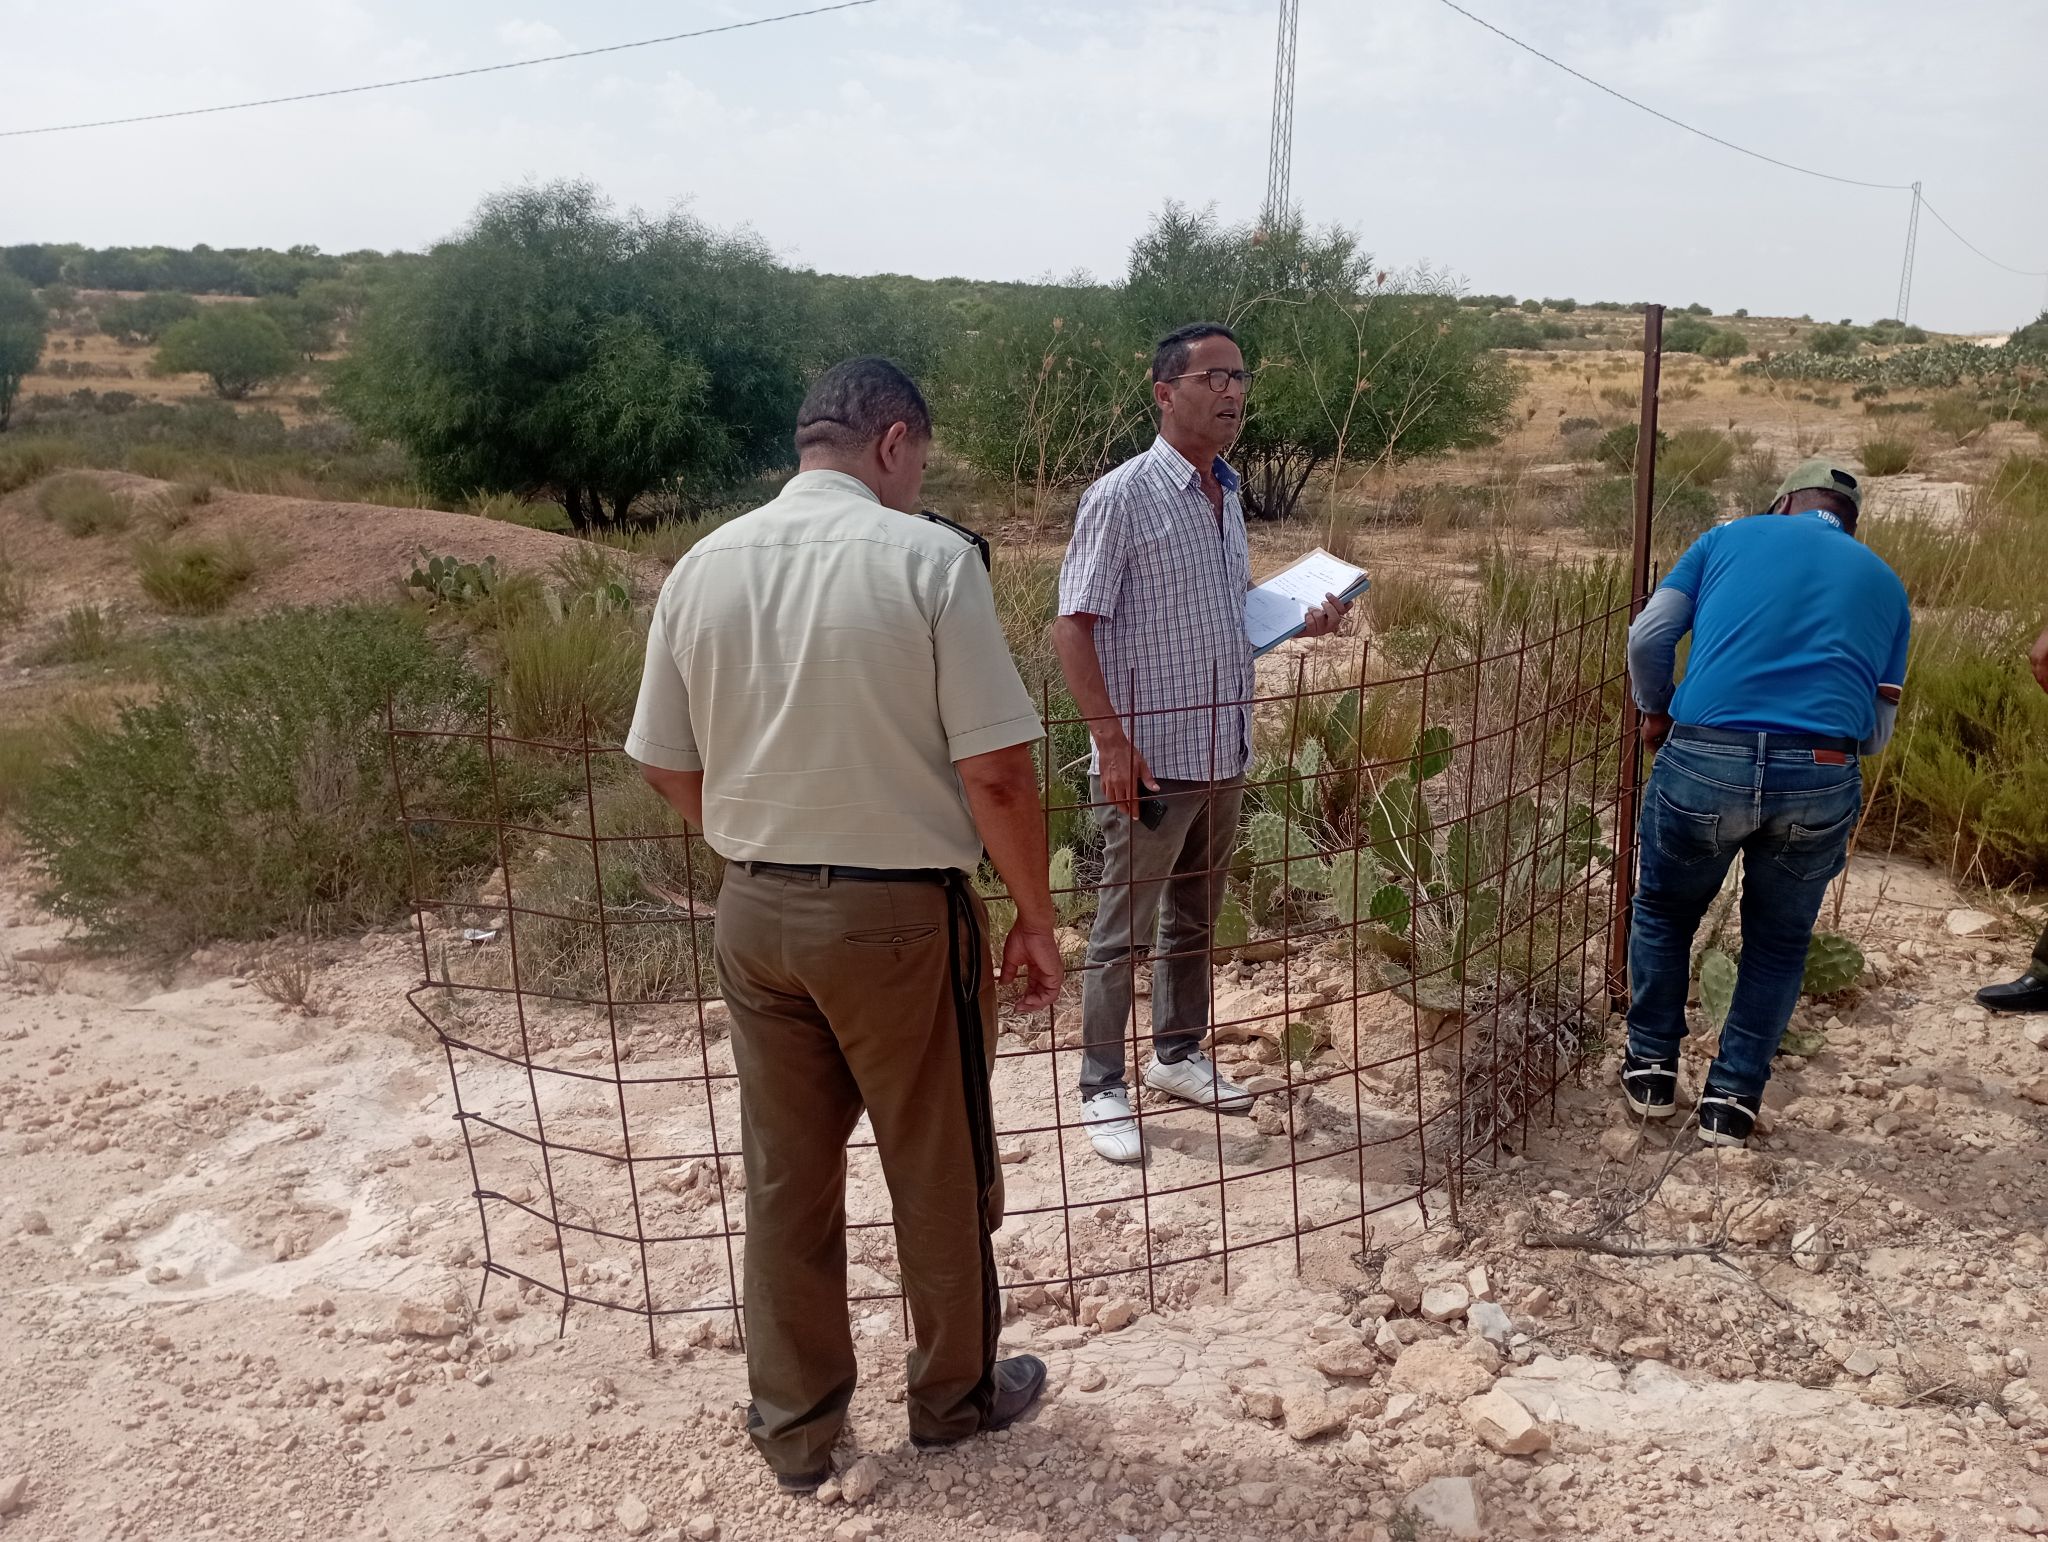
[493,18,569,60]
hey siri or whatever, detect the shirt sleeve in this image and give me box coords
[933,549,1045,762]
[1660,529,1711,601]
[623,596,702,772]
[1881,598,1911,693]
[1057,478,1133,619]
[1627,585,1695,715]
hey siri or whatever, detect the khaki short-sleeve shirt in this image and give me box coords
[625,470,1042,871]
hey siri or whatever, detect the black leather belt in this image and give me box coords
[1671,724,1858,755]
[741,862,954,884]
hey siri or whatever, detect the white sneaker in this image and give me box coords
[1143,1051,1254,1114]
[1080,1089,1143,1164]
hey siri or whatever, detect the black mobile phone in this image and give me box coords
[1138,794,1168,831]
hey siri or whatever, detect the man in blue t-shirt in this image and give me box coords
[1622,458,1910,1146]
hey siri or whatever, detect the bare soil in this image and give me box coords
[4,848,2048,1542]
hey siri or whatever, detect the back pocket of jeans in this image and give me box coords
[1773,804,1859,883]
[1651,789,1722,864]
[842,924,940,950]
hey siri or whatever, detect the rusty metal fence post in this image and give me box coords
[1605,303,1664,1009]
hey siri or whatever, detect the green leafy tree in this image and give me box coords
[1809,323,1861,357]
[332,181,809,529]
[98,290,201,345]
[0,274,48,430]
[2011,311,2048,351]
[1124,206,1515,519]
[255,293,340,359]
[152,305,299,399]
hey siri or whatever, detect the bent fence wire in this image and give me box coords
[389,580,1639,1351]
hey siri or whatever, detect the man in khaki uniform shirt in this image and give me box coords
[628,357,1062,1488]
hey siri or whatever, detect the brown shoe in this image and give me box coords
[912,1355,1048,1448]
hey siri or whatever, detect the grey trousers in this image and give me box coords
[1078,776,1246,1095]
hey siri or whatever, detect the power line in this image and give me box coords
[1430,0,1910,191]
[1919,195,2048,278]
[0,1,881,139]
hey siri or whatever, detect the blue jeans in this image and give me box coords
[1626,734,1862,1100]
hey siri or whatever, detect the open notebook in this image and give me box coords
[1245,548,1371,656]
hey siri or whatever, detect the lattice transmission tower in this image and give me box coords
[1261,0,1300,232]
[1895,180,1923,323]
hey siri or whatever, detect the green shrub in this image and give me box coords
[30,603,123,665]
[97,292,200,345]
[493,610,642,744]
[1928,394,1992,446]
[464,489,573,532]
[1699,328,1749,361]
[152,305,298,399]
[134,534,259,614]
[1808,325,1861,357]
[0,437,79,494]
[1727,447,1784,515]
[0,272,47,431]
[0,724,61,821]
[0,548,29,630]
[1661,314,1717,354]
[506,769,723,1003]
[1859,436,1917,476]
[1659,427,1735,486]
[1595,422,1665,473]
[1598,385,1638,410]
[37,474,131,537]
[14,606,563,954]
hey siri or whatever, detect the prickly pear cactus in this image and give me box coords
[1320,849,1371,925]
[1801,931,1865,997]
[1699,947,1738,1030]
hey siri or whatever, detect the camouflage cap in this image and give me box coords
[1772,457,1864,518]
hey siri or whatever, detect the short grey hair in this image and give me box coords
[794,356,932,455]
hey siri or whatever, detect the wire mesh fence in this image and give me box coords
[390,568,1640,1352]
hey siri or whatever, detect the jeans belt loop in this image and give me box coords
[818,865,832,888]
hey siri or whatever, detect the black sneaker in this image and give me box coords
[1697,1085,1760,1147]
[911,1355,1049,1448]
[1618,1051,1679,1118]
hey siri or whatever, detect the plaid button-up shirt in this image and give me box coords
[1057,436,1254,782]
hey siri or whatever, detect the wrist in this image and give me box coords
[1090,723,1131,752]
[1011,909,1057,934]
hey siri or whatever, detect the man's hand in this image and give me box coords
[999,923,1064,1013]
[1300,591,1352,640]
[1097,733,1157,818]
[2030,624,2048,695]
[1643,710,1672,749]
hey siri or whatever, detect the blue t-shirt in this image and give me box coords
[1662,512,1910,739]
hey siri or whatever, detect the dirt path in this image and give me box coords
[3,853,2047,1541]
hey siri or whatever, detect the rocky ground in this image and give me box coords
[3,852,2048,1542]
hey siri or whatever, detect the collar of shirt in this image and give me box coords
[1147,435,1241,497]
[1793,508,1847,534]
[780,468,881,505]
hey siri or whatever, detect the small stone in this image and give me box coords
[2013,1504,2047,1535]
[395,1300,464,1338]
[1234,1481,1281,1508]
[1597,1127,1637,1163]
[1307,1337,1379,1379]
[1390,1339,1495,1401]
[1791,1223,1831,1274]
[1239,1387,1284,1421]
[1284,1395,1346,1442]
[1518,1286,1553,1316]
[2020,1078,2048,1108]
[1075,1365,1107,1392]
[1619,1336,1669,1361]
[1043,1325,1088,1350]
[1465,1263,1491,1300]
[2023,1021,2048,1050]
[833,1521,879,1542]
[616,1494,654,1536]
[1096,1298,1137,1333]
[839,1456,883,1504]
[1862,1372,1910,1408]
[18,1212,48,1237]
[1380,1254,1424,1314]
[1406,1475,1484,1539]
[0,1474,24,1516]
[1946,908,2000,938]
[1461,1389,1551,1455]
[1420,1282,1470,1323]
[1842,1348,1882,1379]
[815,1480,842,1506]
[684,1519,719,1541]
[1374,1319,1403,1356]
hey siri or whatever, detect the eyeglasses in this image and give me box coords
[1162,368,1253,394]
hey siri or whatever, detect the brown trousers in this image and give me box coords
[715,862,1003,1475]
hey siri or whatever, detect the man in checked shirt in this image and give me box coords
[1053,322,1351,1164]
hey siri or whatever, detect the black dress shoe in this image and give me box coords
[774,1466,831,1494]
[912,1355,1049,1448]
[1979,975,2048,1014]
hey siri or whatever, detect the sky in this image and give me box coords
[5,0,2046,333]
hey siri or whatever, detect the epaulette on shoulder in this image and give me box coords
[915,509,991,571]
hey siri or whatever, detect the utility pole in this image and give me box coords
[1895,180,1922,323]
[1261,0,1300,233]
